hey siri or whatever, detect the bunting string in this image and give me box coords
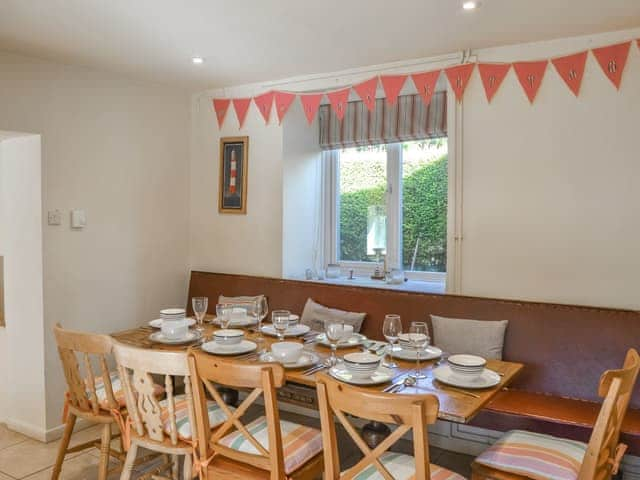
[212,38,639,129]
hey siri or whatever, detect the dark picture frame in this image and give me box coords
[218,136,249,214]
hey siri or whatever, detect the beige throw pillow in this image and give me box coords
[300,298,366,333]
[431,315,508,360]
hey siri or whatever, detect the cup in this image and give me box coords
[162,319,188,340]
[271,342,304,364]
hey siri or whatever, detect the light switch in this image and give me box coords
[70,209,86,229]
[47,210,62,226]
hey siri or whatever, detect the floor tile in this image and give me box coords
[21,452,120,480]
[0,423,28,450]
[0,437,83,478]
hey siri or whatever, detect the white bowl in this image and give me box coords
[448,354,486,379]
[214,329,244,346]
[271,342,304,364]
[161,318,188,340]
[288,314,300,326]
[343,352,380,379]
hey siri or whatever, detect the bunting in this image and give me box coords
[592,41,631,89]
[380,75,407,105]
[445,64,475,102]
[513,61,548,103]
[411,70,441,106]
[210,37,639,128]
[353,77,378,111]
[212,99,230,128]
[478,63,511,102]
[551,51,588,96]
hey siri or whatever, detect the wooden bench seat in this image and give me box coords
[471,389,640,454]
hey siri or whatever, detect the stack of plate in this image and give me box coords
[343,352,381,380]
[448,354,486,379]
[160,308,186,321]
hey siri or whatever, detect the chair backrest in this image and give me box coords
[187,349,287,478]
[580,348,640,480]
[112,342,191,446]
[316,372,440,480]
[54,323,118,415]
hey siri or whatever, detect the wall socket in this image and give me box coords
[47,210,62,226]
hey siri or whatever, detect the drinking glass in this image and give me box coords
[253,297,269,351]
[215,303,232,329]
[325,322,346,366]
[272,310,290,342]
[382,314,402,368]
[409,321,429,379]
[192,297,208,332]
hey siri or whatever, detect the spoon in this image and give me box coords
[392,376,417,393]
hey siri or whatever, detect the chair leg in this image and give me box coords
[183,453,192,480]
[51,412,77,480]
[98,423,112,480]
[120,442,138,480]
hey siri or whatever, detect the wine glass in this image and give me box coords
[325,322,346,366]
[409,321,429,379]
[253,297,269,351]
[382,314,402,368]
[215,303,232,329]
[192,297,208,333]
[272,310,290,342]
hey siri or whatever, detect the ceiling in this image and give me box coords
[0,0,639,92]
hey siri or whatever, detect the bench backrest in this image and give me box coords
[187,271,640,409]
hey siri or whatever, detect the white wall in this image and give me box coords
[0,52,191,436]
[190,27,640,311]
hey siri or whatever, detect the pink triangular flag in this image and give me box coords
[380,75,407,105]
[232,98,251,128]
[299,93,323,125]
[551,51,588,97]
[274,91,296,124]
[445,64,475,102]
[592,41,631,89]
[411,70,441,106]
[478,63,510,102]
[353,77,378,111]
[212,98,230,128]
[327,88,351,121]
[513,61,548,103]
[253,91,274,124]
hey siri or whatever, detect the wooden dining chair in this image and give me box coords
[113,343,232,480]
[315,372,465,480]
[53,323,130,480]
[187,349,324,480]
[472,348,640,480]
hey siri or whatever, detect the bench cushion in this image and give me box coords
[474,430,587,480]
[351,452,465,480]
[159,394,231,440]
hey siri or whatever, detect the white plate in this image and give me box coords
[315,333,367,348]
[149,318,196,329]
[261,324,311,337]
[201,340,257,356]
[329,365,394,386]
[211,316,258,327]
[259,351,320,369]
[390,345,443,361]
[433,365,501,389]
[149,330,202,345]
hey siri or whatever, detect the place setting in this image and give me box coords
[148,308,203,345]
[432,354,501,390]
[201,328,258,356]
[260,311,311,338]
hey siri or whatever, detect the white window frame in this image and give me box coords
[323,142,447,284]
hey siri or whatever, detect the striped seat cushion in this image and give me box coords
[159,394,231,441]
[89,372,164,410]
[474,430,587,480]
[352,452,465,480]
[218,416,323,474]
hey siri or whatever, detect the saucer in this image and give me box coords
[328,365,394,386]
[315,333,367,348]
[390,345,443,361]
[149,318,195,329]
[433,365,501,389]
[259,351,320,369]
[261,324,311,337]
[201,340,257,356]
[149,330,202,345]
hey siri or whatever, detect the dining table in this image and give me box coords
[111,315,524,429]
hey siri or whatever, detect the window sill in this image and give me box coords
[287,275,445,294]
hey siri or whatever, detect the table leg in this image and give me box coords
[218,387,239,406]
[362,421,391,449]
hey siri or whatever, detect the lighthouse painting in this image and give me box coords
[219,136,248,214]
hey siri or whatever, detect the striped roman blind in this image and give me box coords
[319,91,446,150]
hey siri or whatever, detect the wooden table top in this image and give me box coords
[111,320,523,424]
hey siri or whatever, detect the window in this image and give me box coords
[329,139,448,280]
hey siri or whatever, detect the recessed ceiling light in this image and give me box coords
[462,1,479,10]
[192,56,204,65]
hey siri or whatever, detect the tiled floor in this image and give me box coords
[0,416,473,479]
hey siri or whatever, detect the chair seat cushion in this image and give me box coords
[90,371,164,410]
[474,430,587,480]
[351,452,465,480]
[218,416,323,475]
[159,394,231,441]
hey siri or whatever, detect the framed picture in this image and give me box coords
[219,136,249,214]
